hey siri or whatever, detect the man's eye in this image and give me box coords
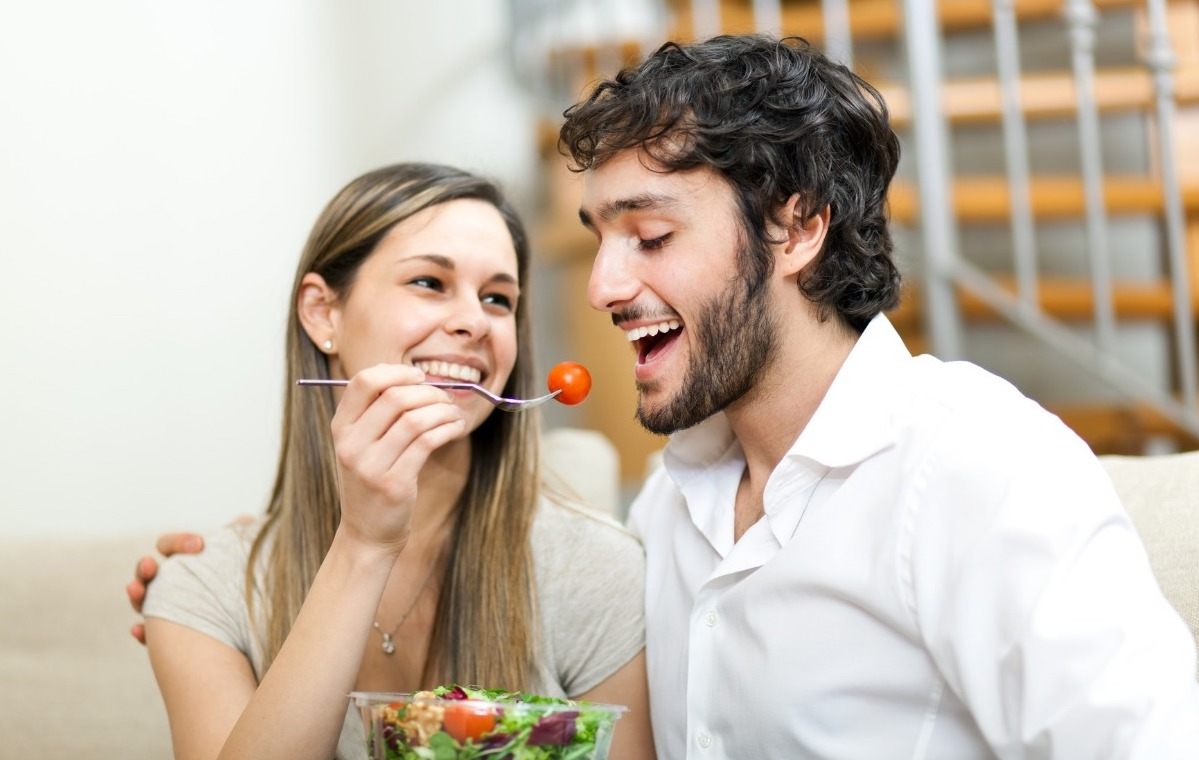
[638,233,672,251]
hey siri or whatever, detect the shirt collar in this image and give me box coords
[788,312,910,469]
[661,413,742,555]
[658,313,913,555]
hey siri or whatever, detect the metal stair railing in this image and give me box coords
[992,0,1040,312]
[906,0,1199,438]
[1146,0,1199,415]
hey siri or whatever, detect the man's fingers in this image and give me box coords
[131,622,146,646]
[135,555,157,582]
[155,532,204,557]
[127,579,146,612]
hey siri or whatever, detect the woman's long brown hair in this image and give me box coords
[246,163,539,690]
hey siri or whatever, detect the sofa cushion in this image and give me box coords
[1101,451,1199,654]
[0,533,172,759]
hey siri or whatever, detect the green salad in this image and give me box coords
[359,684,623,760]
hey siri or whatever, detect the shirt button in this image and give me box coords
[704,610,718,627]
[697,732,712,749]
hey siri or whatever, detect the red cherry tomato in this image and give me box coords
[547,361,592,405]
[442,703,497,744]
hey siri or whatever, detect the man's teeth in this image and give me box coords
[625,319,681,342]
[414,361,482,384]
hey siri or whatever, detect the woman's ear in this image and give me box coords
[297,272,339,354]
[774,194,830,278]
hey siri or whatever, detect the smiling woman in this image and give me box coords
[136,163,654,760]
[299,196,522,437]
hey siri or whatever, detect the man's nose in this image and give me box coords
[587,243,639,313]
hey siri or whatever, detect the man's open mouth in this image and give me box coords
[626,319,683,364]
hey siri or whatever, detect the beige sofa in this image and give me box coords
[1,436,1195,759]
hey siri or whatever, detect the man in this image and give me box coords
[132,35,1198,758]
[557,34,1199,757]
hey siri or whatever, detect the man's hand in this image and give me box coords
[127,532,205,644]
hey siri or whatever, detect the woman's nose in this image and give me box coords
[444,297,490,339]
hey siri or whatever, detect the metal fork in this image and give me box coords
[295,379,561,412]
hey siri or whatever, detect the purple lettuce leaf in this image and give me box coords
[528,710,579,746]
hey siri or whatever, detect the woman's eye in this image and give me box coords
[409,276,443,291]
[638,233,672,251]
[482,293,515,311]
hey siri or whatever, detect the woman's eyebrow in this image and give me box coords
[488,272,519,287]
[397,253,454,268]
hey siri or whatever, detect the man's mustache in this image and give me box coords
[611,305,683,327]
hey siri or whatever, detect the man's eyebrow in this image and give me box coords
[398,253,518,286]
[578,193,680,228]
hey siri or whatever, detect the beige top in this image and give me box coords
[144,497,646,759]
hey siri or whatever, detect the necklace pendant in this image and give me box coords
[381,632,396,655]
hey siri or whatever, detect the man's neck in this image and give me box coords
[725,313,859,538]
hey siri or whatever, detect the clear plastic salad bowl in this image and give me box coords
[351,685,626,759]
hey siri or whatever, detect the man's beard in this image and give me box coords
[637,269,778,435]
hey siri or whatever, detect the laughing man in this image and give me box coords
[560,34,1199,759]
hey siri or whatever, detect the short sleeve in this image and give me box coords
[141,523,258,665]
[532,500,646,697]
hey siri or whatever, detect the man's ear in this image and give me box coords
[297,272,340,354]
[774,194,830,278]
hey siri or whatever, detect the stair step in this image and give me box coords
[667,0,1140,43]
[890,278,1197,331]
[804,337,1195,453]
[555,0,1144,72]
[889,176,1199,222]
[1047,402,1199,454]
[879,64,1199,126]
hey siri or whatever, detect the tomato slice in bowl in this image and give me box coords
[443,702,498,744]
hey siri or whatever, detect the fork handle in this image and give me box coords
[295,379,478,387]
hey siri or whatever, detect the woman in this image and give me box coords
[139,163,653,759]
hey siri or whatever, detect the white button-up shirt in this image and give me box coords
[628,314,1199,759]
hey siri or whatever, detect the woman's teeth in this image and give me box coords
[414,361,482,384]
[625,319,681,342]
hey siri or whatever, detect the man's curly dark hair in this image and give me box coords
[559,35,902,332]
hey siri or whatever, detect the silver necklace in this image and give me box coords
[372,561,440,655]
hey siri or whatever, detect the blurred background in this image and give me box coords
[3,0,1198,541]
[1,1,550,539]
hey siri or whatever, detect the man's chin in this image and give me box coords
[636,407,678,435]
[636,395,699,436]
[634,388,670,435]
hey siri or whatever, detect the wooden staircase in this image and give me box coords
[531,0,1199,484]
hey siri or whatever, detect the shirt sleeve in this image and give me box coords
[141,523,257,659]
[534,501,647,697]
[905,395,1199,757]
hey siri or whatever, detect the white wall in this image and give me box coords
[0,1,538,538]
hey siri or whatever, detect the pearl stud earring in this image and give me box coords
[322,339,333,351]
